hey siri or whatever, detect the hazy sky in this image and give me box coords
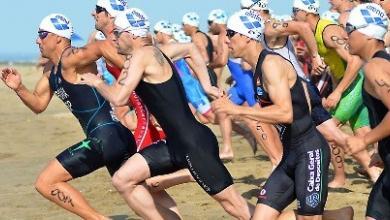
[0,0,331,59]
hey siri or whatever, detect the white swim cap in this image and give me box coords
[321,10,340,24]
[241,0,269,11]
[95,31,106,40]
[96,0,127,17]
[171,23,182,33]
[173,30,192,43]
[114,8,150,37]
[346,3,389,41]
[182,12,200,27]
[293,0,320,14]
[208,9,228,24]
[227,9,265,41]
[273,14,293,22]
[154,20,173,35]
[39,13,82,40]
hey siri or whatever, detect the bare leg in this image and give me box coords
[145,169,195,192]
[213,66,224,88]
[252,204,280,220]
[353,126,381,182]
[231,120,258,154]
[316,119,347,188]
[217,112,235,160]
[243,118,283,167]
[34,159,108,220]
[112,154,181,220]
[212,185,252,219]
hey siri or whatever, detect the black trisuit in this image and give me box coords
[196,30,218,87]
[49,61,136,178]
[364,50,390,220]
[136,51,233,195]
[254,50,330,215]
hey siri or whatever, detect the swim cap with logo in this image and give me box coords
[96,0,127,17]
[227,9,265,41]
[273,14,293,22]
[95,31,106,40]
[346,3,389,40]
[171,23,182,33]
[293,0,320,14]
[182,12,200,27]
[39,13,82,40]
[208,9,228,24]
[114,8,150,37]
[173,30,192,43]
[154,20,173,35]
[321,10,340,23]
[240,0,269,10]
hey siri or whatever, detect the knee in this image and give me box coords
[112,171,136,193]
[34,173,50,194]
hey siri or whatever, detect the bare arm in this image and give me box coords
[209,33,229,68]
[192,33,210,63]
[362,62,390,145]
[1,65,53,114]
[79,50,146,106]
[160,43,214,95]
[323,25,363,94]
[213,56,293,124]
[266,20,319,58]
[62,40,126,70]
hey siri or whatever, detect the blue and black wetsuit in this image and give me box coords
[227,58,256,106]
[173,58,211,114]
[49,61,136,178]
[254,50,330,215]
[364,50,390,220]
[136,51,233,195]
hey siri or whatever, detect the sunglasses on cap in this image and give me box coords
[95,5,106,14]
[292,7,301,15]
[38,31,50,40]
[345,22,368,35]
[226,29,238,38]
[113,28,131,38]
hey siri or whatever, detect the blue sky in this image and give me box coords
[0,0,331,61]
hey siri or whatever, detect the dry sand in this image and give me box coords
[0,64,373,219]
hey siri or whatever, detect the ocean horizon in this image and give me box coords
[0,53,39,63]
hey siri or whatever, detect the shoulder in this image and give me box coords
[364,59,388,78]
[322,24,346,40]
[262,53,289,76]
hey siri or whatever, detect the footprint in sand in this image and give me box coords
[0,153,15,160]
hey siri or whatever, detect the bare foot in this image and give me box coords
[219,151,234,162]
[367,167,382,183]
[328,178,346,188]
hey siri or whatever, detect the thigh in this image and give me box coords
[295,134,330,216]
[99,126,137,176]
[366,171,390,220]
[330,73,364,123]
[349,105,370,131]
[184,143,233,195]
[229,86,245,106]
[139,141,179,177]
[308,82,332,126]
[56,138,105,178]
[257,161,296,212]
[37,159,73,183]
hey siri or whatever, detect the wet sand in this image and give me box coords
[0,64,372,219]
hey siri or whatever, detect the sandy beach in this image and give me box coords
[0,64,373,219]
